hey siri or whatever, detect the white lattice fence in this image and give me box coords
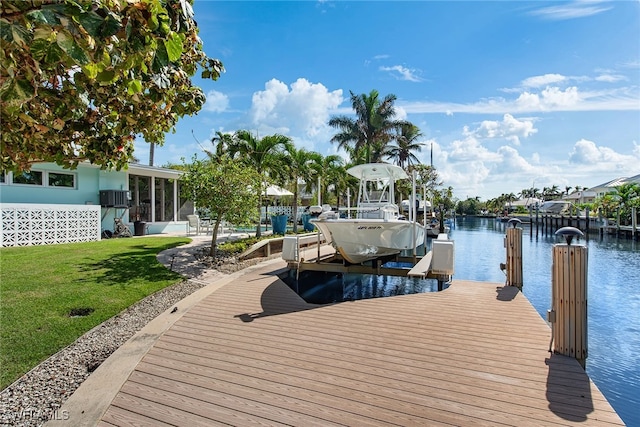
[0,204,101,247]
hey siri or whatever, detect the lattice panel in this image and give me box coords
[0,204,101,247]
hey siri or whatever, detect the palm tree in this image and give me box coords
[329,90,403,164]
[613,183,640,224]
[207,131,235,159]
[283,146,322,232]
[227,130,293,237]
[312,154,345,208]
[384,124,424,168]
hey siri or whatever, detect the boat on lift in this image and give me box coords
[311,163,426,264]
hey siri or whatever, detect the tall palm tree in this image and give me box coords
[207,131,235,159]
[228,130,293,237]
[384,124,424,168]
[283,146,322,232]
[328,90,402,164]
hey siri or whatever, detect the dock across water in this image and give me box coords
[55,252,623,426]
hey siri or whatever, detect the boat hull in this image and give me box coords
[312,219,425,264]
[426,225,451,237]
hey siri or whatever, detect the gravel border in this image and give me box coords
[0,247,271,427]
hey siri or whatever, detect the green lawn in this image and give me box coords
[0,236,190,389]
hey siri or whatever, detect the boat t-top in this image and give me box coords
[311,163,426,264]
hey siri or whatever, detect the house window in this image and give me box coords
[0,171,5,184]
[12,170,43,185]
[48,172,75,188]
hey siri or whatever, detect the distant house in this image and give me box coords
[563,190,597,204]
[580,174,640,200]
[1,162,194,247]
[505,198,543,211]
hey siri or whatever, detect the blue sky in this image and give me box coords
[133,0,640,200]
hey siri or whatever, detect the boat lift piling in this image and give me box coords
[502,218,523,290]
[548,227,588,369]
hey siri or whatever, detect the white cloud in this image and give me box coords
[495,145,538,174]
[379,65,423,82]
[521,74,567,88]
[531,152,541,164]
[394,105,408,121]
[569,139,639,171]
[203,90,229,113]
[402,85,639,114]
[249,78,343,149]
[529,1,613,20]
[448,135,502,163]
[465,114,538,145]
[595,74,627,83]
[515,86,582,111]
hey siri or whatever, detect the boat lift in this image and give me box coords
[282,233,455,290]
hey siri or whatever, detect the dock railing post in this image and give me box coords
[549,227,588,369]
[504,218,523,290]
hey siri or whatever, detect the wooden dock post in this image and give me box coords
[505,219,523,290]
[550,227,588,369]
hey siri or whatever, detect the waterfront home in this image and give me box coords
[1,162,194,247]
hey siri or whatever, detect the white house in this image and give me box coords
[1,162,193,247]
[587,175,640,198]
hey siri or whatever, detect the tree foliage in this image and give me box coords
[1,0,223,172]
[225,130,293,237]
[329,90,407,164]
[180,155,261,256]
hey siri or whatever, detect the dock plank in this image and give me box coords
[98,259,624,426]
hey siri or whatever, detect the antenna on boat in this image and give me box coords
[430,142,433,167]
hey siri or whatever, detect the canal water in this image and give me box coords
[286,217,639,425]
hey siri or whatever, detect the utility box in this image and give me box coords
[431,239,455,276]
[282,236,299,262]
[99,190,130,208]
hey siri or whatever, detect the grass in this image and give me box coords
[0,236,190,390]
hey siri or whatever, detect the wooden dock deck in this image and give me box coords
[98,260,623,426]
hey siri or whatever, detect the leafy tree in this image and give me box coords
[227,130,293,237]
[282,146,321,232]
[1,0,223,172]
[456,197,482,215]
[594,193,619,219]
[312,154,345,207]
[329,90,405,164]
[384,123,424,168]
[180,155,261,256]
[206,130,235,159]
[433,186,455,233]
[613,183,640,225]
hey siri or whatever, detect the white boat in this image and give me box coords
[311,163,426,264]
[425,219,450,237]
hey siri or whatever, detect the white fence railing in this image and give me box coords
[1,204,101,247]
